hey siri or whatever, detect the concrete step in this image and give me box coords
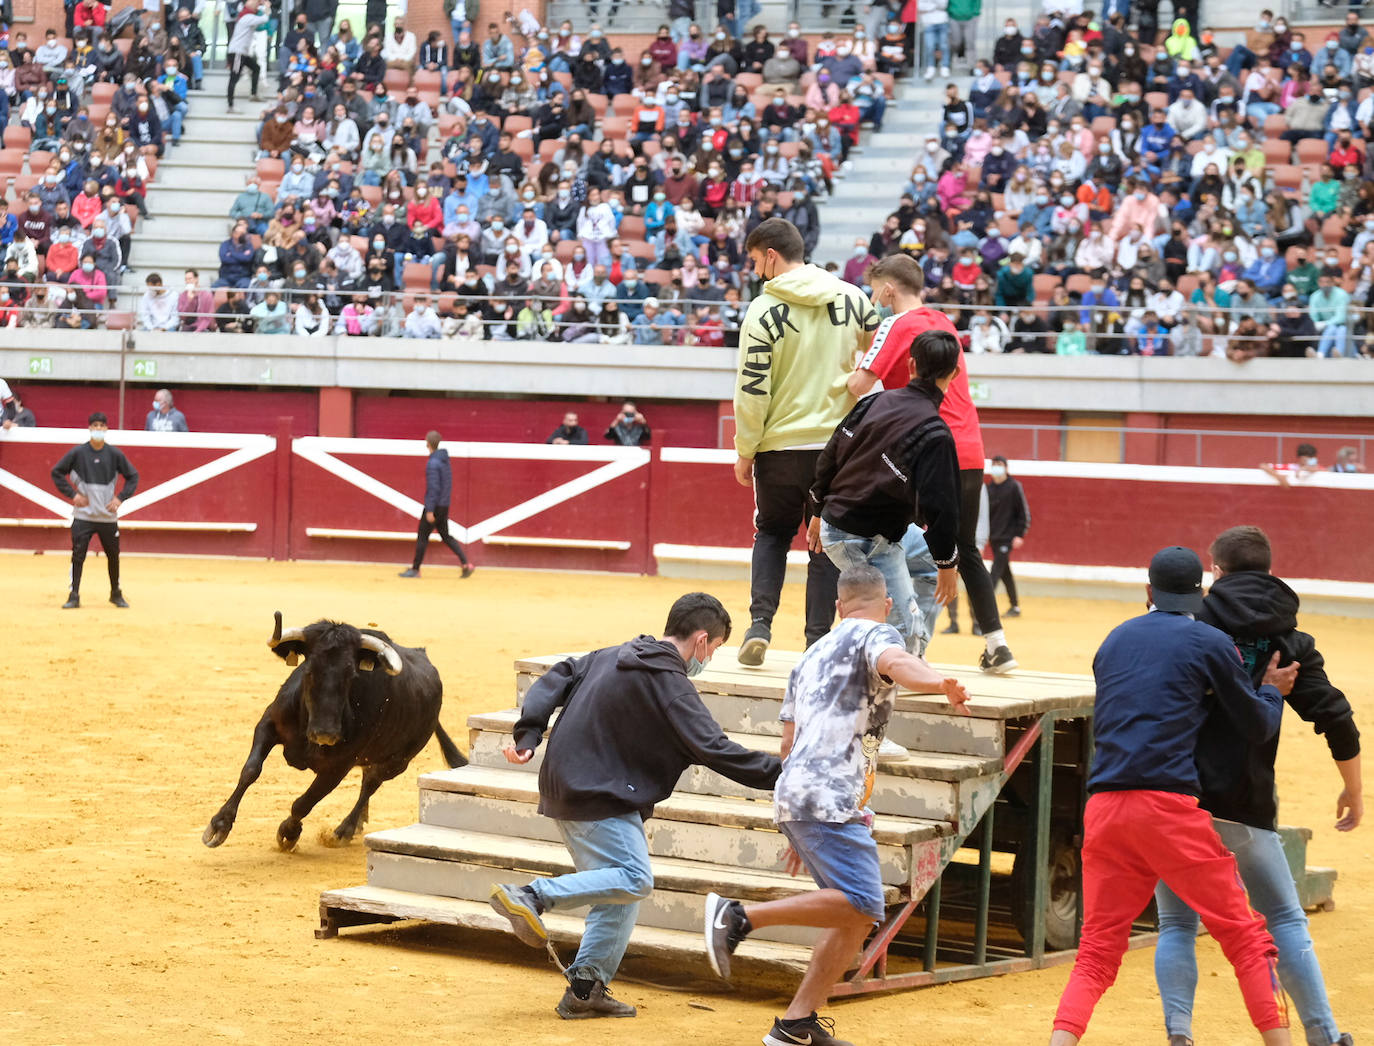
[417,764,951,881]
[143,165,255,190]
[317,884,813,982]
[363,823,890,945]
[133,214,234,239]
[143,187,243,213]
[464,709,998,826]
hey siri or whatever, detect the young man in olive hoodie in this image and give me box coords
[1154,526,1361,1046]
[489,592,780,1020]
[732,217,880,665]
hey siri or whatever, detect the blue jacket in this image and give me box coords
[423,447,452,511]
[1087,611,1282,795]
[1139,121,1175,158]
[1241,254,1286,295]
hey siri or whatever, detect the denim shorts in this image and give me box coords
[778,819,886,922]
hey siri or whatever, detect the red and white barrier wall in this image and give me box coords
[3,431,1372,588]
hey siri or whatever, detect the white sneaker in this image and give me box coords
[924,66,935,79]
[940,65,951,77]
[877,737,909,764]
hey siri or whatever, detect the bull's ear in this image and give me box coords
[358,655,376,672]
[271,642,306,667]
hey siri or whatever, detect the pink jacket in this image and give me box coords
[937,170,971,211]
[1108,192,1163,241]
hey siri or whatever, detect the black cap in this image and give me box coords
[1148,546,1204,615]
[88,410,108,425]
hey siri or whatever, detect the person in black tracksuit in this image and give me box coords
[398,431,473,579]
[487,593,779,1020]
[986,454,1030,616]
[1153,525,1362,1046]
[50,411,138,609]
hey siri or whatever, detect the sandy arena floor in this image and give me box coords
[2,554,1369,1045]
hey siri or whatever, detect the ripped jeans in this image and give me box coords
[1154,818,1341,1046]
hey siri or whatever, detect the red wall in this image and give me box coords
[353,394,720,447]
[18,385,320,437]
[6,435,1372,584]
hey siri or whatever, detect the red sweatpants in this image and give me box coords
[1053,790,1287,1038]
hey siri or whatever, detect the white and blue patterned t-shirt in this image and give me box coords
[774,618,905,824]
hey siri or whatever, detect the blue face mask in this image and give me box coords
[685,645,711,677]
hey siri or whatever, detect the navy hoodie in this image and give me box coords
[1087,611,1283,796]
[1196,571,1360,830]
[423,447,452,511]
[514,637,780,821]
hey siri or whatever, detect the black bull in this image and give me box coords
[203,612,466,851]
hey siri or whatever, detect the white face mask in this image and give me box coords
[89,428,105,443]
[990,465,1007,479]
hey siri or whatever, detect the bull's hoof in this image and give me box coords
[202,821,231,848]
[318,825,356,848]
[276,819,303,852]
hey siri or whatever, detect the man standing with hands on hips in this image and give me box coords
[51,412,139,609]
[733,217,880,665]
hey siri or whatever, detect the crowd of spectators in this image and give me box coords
[0,2,204,326]
[852,5,1374,359]
[180,1,909,341]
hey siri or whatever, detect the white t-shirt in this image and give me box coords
[774,618,903,824]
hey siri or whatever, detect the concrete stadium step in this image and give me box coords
[146,187,243,214]
[134,214,233,240]
[417,764,949,882]
[363,823,892,945]
[465,708,1000,826]
[317,884,814,981]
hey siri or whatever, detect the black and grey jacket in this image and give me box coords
[51,441,139,522]
[809,380,961,566]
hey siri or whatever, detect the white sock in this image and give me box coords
[984,629,1005,655]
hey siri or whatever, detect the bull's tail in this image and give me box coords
[434,722,467,768]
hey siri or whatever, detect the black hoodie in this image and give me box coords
[1195,571,1360,831]
[514,637,780,822]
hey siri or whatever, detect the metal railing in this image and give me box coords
[979,422,1374,469]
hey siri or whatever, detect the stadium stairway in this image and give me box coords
[129,68,263,278]
[815,75,943,267]
[317,648,1106,987]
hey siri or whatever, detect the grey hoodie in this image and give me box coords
[51,438,139,522]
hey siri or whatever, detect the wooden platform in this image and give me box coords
[319,644,1339,994]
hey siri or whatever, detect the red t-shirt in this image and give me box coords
[859,306,986,471]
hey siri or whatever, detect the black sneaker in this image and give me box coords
[62,593,80,609]
[1334,1036,1353,1046]
[110,592,129,608]
[555,979,636,1019]
[1167,1037,1194,1046]
[940,621,959,634]
[461,564,475,578]
[979,645,1018,674]
[764,1013,854,1046]
[1006,605,1022,617]
[737,622,770,667]
[398,568,419,578]
[704,891,750,979]
[488,883,547,947]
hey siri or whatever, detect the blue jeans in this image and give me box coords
[779,820,885,922]
[820,520,920,652]
[188,52,204,84]
[922,22,949,68]
[1227,44,1256,77]
[858,94,887,129]
[1317,324,1347,357]
[670,16,692,44]
[166,99,188,142]
[527,813,654,986]
[900,524,940,653]
[1155,819,1341,1046]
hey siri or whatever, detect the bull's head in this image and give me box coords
[267,611,402,747]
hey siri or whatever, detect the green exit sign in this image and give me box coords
[968,381,990,402]
[28,355,52,375]
[133,359,158,378]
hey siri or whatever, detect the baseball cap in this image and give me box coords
[1148,546,1204,614]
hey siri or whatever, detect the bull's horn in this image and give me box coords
[268,611,306,650]
[359,635,402,675]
